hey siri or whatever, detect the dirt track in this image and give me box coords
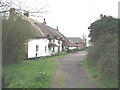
[51,51,100,88]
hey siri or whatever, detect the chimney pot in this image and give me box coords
[10,8,15,14]
[24,11,29,17]
[56,26,58,30]
[43,18,46,24]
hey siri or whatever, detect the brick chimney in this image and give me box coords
[24,11,29,17]
[43,18,46,24]
[9,8,15,14]
[56,26,58,30]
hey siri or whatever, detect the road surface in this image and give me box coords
[51,51,100,88]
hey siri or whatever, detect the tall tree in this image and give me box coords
[87,15,118,87]
[1,0,49,64]
[2,14,36,64]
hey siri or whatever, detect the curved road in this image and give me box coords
[51,51,100,88]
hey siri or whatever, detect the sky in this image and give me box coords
[6,0,119,40]
[29,0,118,39]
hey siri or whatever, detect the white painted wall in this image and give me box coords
[69,47,77,50]
[28,38,50,58]
[59,40,62,52]
[48,47,53,55]
[53,39,62,53]
[48,39,63,55]
[27,38,64,58]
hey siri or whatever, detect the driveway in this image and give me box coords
[51,51,100,88]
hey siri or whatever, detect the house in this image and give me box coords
[67,37,83,49]
[23,17,63,58]
[9,8,78,59]
[68,40,78,50]
[22,13,77,59]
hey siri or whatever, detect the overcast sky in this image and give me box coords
[10,0,119,39]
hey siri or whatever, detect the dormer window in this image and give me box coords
[55,36,57,39]
[58,40,60,44]
[47,35,50,37]
[53,39,55,42]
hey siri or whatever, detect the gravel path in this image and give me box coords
[51,51,100,88]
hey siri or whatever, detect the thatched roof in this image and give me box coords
[67,37,83,43]
[9,8,78,47]
[69,40,78,47]
[62,40,78,47]
[22,16,77,47]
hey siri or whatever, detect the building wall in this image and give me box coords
[28,38,50,58]
[27,38,63,58]
[77,43,83,47]
[62,45,68,52]
[69,47,77,50]
[52,39,62,53]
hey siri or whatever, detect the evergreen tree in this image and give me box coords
[88,15,118,81]
[2,14,36,64]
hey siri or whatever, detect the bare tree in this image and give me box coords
[82,34,87,49]
[0,0,49,18]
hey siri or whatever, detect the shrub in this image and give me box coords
[2,14,36,65]
[87,15,118,87]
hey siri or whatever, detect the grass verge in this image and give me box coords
[82,59,118,88]
[58,75,64,88]
[3,56,60,88]
[79,84,87,88]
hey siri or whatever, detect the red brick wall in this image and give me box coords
[77,43,83,47]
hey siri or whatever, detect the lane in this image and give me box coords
[51,51,100,88]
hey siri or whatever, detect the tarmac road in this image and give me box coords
[51,51,100,88]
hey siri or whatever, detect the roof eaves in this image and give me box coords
[28,19,45,37]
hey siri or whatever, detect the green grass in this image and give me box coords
[3,56,60,88]
[2,51,80,88]
[82,59,118,88]
[79,84,87,88]
[58,75,64,88]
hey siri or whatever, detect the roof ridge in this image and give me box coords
[22,16,45,37]
[28,19,45,37]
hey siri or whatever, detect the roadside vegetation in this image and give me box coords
[2,13,81,88]
[82,15,118,88]
[3,52,74,88]
[2,14,37,65]
[3,56,60,88]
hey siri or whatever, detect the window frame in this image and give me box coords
[36,45,39,52]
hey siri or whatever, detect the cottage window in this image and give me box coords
[53,47,55,52]
[45,46,47,52]
[36,45,39,52]
[58,45,60,52]
[53,39,55,42]
[58,40,60,44]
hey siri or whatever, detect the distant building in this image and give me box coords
[67,37,83,49]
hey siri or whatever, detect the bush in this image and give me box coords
[3,57,59,88]
[2,15,36,65]
[86,15,118,87]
